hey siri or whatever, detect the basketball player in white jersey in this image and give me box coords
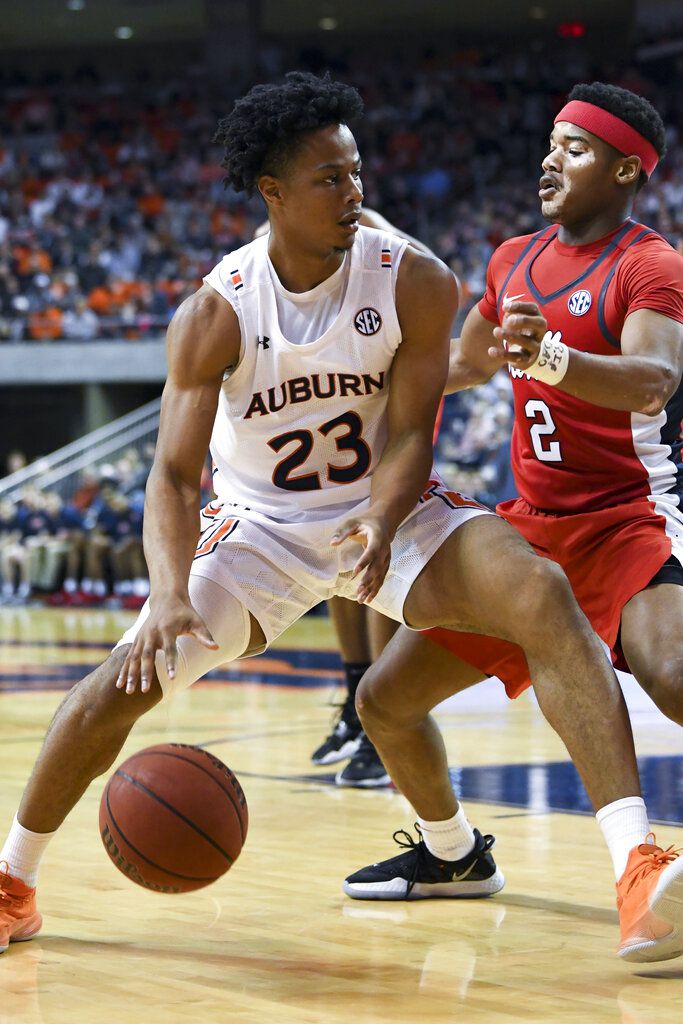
[0,72,679,961]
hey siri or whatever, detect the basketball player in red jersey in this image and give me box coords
[345,83,683,962]
[0,74,678,965]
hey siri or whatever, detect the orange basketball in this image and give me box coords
[99,743,248,893]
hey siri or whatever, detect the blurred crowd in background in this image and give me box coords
[0,445,217,606]
[1,32,681,602]
[0,38,680,343]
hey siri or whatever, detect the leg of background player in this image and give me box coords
[620,583,683,727]
[310,597,368,766]
[335,606,400,786]
[328,595,370,664]
[368,607,399,660]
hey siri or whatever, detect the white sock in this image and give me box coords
[417,806,475,862]
[63,578,77,593]
[0,815,57,887]
[596,796,651,881]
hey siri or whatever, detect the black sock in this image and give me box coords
[344,662,371,701]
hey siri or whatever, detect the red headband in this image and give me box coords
[554,99,659,178]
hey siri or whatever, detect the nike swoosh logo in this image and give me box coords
[452,860,478,882]
[502,292,525,308]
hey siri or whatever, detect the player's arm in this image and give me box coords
[493,302,683,415]
[332,249,458,602]
[445,304,506,394]
[117,284,240,693]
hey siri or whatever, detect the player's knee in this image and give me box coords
[516,558,579,633]
[356,665,418,733]
[638,663,683,727]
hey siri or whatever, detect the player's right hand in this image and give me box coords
[331,512,392,604]
[116,596,218,695]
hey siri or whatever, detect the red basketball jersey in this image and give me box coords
[479,219,683,513]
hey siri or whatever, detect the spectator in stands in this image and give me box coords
[79,484,148,604]
[0,498,22,602]
[0,488,54,602]
[62,298,100,340]
[4,450,27,475]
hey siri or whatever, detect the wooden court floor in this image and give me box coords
[1,606,682,1024]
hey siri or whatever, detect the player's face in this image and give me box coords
[539,122,619,225]
[277,124,364,253]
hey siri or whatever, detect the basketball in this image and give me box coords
[99,743,248,893]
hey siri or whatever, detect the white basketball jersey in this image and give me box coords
[203,227,410,522]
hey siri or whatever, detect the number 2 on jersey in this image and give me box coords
[268,411,371,491]
[524,399,562,463]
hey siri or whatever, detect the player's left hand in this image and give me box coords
[331,513,392,604]
[490,300,548,369]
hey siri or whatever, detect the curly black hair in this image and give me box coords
[214,71,364,196]
[567,82,666,186]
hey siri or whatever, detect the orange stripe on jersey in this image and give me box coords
[203,501,223,519]
[195,517,235,558]
[421,479,487,511]
[442,490,488,511]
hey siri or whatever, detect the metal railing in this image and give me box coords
[0,398,161,502]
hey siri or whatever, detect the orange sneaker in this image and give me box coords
[617,834,683,963]
[0,863,42,953]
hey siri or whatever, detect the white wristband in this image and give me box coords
[524,330,569,385]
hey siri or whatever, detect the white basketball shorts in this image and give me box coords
[114,478,492,694]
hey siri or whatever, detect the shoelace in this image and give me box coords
[0,860,30,907]
[622,833,682,896]
[391,825,428,899]
[0,860,15,906]
[639,833,681,865]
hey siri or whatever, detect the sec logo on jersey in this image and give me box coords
[354,308,382,335]
[567,289,592,316]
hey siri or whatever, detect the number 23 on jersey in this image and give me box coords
[268,410,371,492]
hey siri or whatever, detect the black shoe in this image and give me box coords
[311,693,362,765]
[343,825,505,900]
[335,732,391,788]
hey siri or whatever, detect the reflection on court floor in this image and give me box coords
[1,607,682,1024]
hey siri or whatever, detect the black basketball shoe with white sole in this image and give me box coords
[311,693,362,766]
[343,825,505,900]
[335,732,391,788]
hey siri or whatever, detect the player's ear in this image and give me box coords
[258,175,283,209]
[615,156,641,188]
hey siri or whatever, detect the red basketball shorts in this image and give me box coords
[425,495,680,698]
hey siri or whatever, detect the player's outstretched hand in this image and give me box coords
[331,513,392,604]
[490,300,548,368]
[116,596,218,695]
